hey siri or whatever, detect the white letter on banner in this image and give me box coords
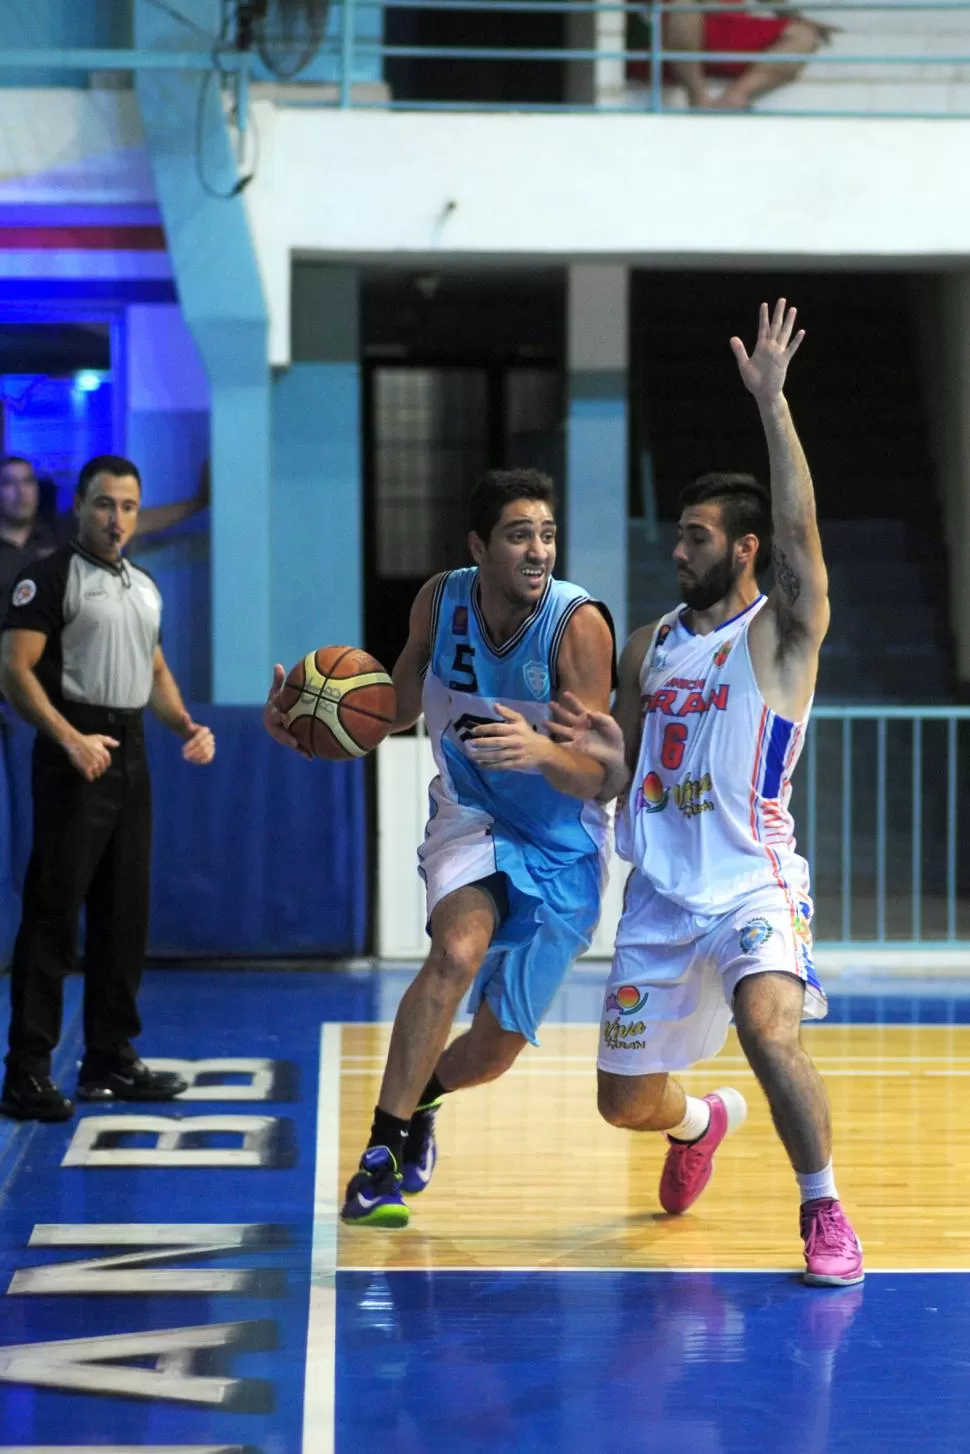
[0,1321,276,1408]
[8,1224,285,1296]
[143,1058,281,1101]
[61,1116,278,1168]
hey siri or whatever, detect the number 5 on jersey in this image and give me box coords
[448,643,479,693]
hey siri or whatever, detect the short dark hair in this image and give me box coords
[0,454,36,479]
[678,472,773,574]
[469,468,556,544]
[77,454,142,501]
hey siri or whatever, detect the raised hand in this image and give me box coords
[730,299,805,406]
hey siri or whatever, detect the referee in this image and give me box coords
[0,454,215,1121]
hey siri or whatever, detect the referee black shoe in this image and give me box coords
[0,1070,74,1122]
[76,1058,188,1103]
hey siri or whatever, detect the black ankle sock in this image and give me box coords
[415,1073,449,1114]
[367,1107,410,1169]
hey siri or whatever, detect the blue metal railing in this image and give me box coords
[323,0,970,117]
[0,6,967,118]
[804,707,970,949]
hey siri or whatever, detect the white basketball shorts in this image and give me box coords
[598,880,826,1077]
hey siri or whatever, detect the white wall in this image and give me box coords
[246,104,970,365]
[0,90,151,202]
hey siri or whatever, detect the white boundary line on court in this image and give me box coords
[350,1019,970,1030]
[302,1021,342,1454]
[336,1265,970,1276]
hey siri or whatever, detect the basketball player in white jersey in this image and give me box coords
[551,300,863,1286]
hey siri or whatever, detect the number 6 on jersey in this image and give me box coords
[661,722,688,771]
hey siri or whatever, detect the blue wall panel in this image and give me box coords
[0,712,369,962]
[566,373,629,647]
[146,709,368,957]
[272,363,363,668]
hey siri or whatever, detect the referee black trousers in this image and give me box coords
[6,716,151,1079]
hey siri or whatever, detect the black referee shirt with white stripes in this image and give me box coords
[1,543,162,710]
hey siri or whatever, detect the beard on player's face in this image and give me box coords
[678,544,740,612]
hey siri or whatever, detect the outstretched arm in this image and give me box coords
[548,621,655,802]
[134,462,209,540]
[732,299,829,649]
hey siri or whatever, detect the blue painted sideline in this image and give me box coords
[0,976,84,1203]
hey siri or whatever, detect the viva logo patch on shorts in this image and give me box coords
[602,984,649,1052]
[605,984,649,1015]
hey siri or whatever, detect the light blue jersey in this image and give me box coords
[418,568,613,1043]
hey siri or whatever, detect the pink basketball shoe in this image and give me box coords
[659,1088,748,1215]
[800,1198,864,1286]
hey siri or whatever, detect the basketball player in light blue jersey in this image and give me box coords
[339,469,615,1226]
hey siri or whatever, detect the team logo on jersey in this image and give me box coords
[652,622,673,671]
[605,984,650,1015]
[635,771,669,814]
[645,680,730,718]
[713,640,732,668]
[11,579,36,607]
[739,917,774,953]
[673,771,714,818]
[523,661,550,699]
[452,606,468,635]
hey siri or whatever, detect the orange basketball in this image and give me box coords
[278,646,396,761]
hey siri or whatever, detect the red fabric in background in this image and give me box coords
[628,5,792,83]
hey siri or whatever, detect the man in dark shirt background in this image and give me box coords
[0,457,70,615]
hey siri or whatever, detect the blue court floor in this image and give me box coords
[0,965,965,1453]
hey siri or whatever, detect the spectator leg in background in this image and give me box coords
[663,0,713,108]
[715,19,821,108]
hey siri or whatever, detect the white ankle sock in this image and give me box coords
[796,1160,838,1204]
[667,1095,711,1143]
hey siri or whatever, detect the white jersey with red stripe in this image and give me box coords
[616,594,812,935]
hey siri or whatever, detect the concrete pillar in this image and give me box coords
[125,303,212,701]
[134,0,271,704]
[565,0,628,107]
[271,264,362,669]
[566,263,629,647]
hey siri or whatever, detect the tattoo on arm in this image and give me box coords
[772,546,802,607]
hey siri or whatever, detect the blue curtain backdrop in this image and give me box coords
[0,709,369,963]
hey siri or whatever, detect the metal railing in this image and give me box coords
[798,707,970,949]
[0,6,967,118]
[320,0,970,116]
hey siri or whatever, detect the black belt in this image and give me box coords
[55,701,146,735]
